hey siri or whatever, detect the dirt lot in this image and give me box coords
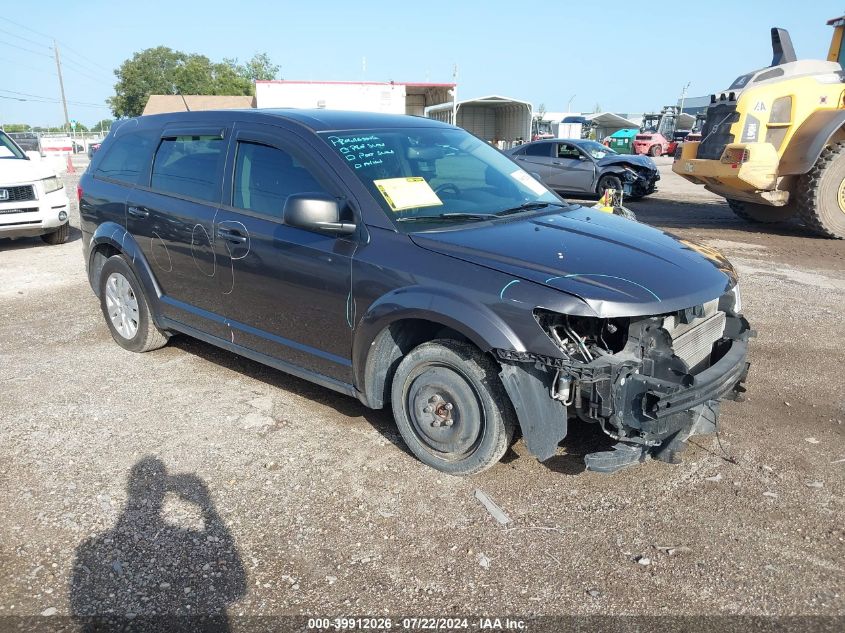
[0,156,843,627]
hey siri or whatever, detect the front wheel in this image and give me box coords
[390,339,516,476]
[98,255,168,353]
[41,222,69,245]
[726,198,795,223]
[648,144,661,157]
[597,174,623,198]
[796,141,845,239]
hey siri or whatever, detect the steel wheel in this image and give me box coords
[390,339,516,475]
[404,363,484,460]
[104,272,140,339]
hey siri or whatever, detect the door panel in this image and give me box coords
[546,143,596,192]
[125,124,230,336]
[214,125,356,382]
[514,143,553,181]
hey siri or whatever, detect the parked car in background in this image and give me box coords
[507,138,659,199]
[79,110,750,475]
[88,140,103,159]
[0,130,70,245]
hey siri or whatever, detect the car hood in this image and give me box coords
[596,153,656,170]
[0,157,56,184]
[409,208,736,318]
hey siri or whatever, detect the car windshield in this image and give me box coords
[580,141,616,159]
[319,127,564,232]
[0,131,26,159]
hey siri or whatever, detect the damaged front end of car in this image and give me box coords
[621,165,660,197]
[497,287,752,473]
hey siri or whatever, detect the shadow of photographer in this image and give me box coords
[70,456,246,631]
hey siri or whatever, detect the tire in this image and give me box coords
[648,144,661,157]
[726,198,795,223]
[40,222,69,245]
[390,339,516,476]
[597,174,623,197]
[796,141,845,239]
[98,255,168,353]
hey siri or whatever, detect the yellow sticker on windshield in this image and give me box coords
[374,177,443,212]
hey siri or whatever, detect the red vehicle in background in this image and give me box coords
[633,106,689,157]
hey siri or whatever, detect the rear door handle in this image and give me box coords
[217,227,247,244]
[128,206,149,218]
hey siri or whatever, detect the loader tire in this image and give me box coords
[726,199,795,223]
[796,141,845,239]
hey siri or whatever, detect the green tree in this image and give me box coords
[240,53,280,81]
[90,118,114,134]
[109,47,277,118]
[2,123,31,132]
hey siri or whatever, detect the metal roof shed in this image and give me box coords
[583,112,641,139]
[425,95,532,147]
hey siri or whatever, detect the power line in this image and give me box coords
[0,55,57,76]
[1,16,114,74]
[0,89,110,109]
[0,39,53,59]
[0,28,52,51]
[0,94,110,110]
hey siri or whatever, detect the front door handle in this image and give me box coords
[217,227,247,244]
[128,206,149,218]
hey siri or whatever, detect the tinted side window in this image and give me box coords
[524,143,550,157]
[556,143,581,159]
[94,130,158,184]
[233,141,328,217]
[151,135,226,203]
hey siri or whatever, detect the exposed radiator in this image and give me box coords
[664,300,726,371]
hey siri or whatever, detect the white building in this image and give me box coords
[254,80,455,116]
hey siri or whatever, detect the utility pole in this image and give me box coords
[53,40,70,132]
[451,63,458,126]
[567,94,576,113]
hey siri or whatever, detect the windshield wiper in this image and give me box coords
[396,213,491,223]
[494,201,568,217]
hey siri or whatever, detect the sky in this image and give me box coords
[0,0,841,127]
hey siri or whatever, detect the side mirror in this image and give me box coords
[283,193,356,236]
[578,154,590,161]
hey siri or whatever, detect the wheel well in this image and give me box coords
[362,319,470,410]
[89,243,121,296]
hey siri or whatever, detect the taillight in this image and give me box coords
[721,147,749,166]
[77,185,83,204]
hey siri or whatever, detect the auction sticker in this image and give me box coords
[510,169,547,195]
[374,177,443,211]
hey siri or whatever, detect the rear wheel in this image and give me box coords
[98,255,168,352]
[390,339,516,476]
[726,198,795,223]
[796,141,845,239]
[41,222,69,245]
[648,144,661,157]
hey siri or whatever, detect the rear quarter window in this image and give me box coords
[94,130,159,184]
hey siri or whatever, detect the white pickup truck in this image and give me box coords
[0,130,70,245]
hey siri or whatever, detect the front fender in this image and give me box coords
[352,285,524,392]
[88,222,164,325]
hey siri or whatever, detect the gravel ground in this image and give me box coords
[0,156,843,628]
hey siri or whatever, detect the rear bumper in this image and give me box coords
[673,141,781,196]
[0,188,69,238]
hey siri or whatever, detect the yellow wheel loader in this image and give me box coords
[673,18,845,238]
